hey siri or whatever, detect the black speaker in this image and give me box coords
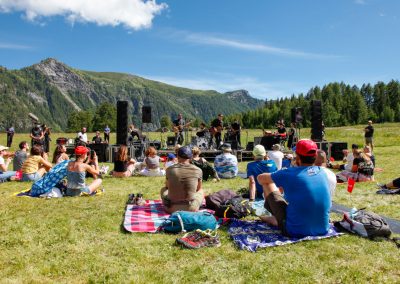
[330,142,348,161]
[291,107,303,124]
[148,140,161,150]
[310,100,323,141]
[117,101,128,145]
[167,136,176,146]
[254,137,262,146]
[88,143,109,162]
[246,142,254,151]
[142,106,152,123]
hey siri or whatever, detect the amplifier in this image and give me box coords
[108,144,144,162]
[88,143,109,163]
[148,140,161,150]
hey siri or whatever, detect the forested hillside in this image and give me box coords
[227,81,400,128]
[0,58,263,131]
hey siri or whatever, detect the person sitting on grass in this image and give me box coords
[139,146,165,177]
[52,145,69,165]
[336,149,374,182]
[65,146,102,196]
[363,145,375,167]
[191,146,220,182]
[257,139,331,237]
[160,146,204,214]
[164,153,177,169]
[246,145,277,201]
[21,145,52,182]
[314,150,337,200]
[112,145,136,178]
[268,144,284,170]
[13,141,29,171]
[329,144,358,170]
[214,143,238,179]
[0,145,16,182]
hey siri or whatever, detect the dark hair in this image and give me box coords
[52,145,64,164]
[298,153,316,165]
[19,141,27,150]
[30,145,43,156]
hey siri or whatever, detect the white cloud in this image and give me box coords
[0,0,167,30]
[180,32,340,59]
[144,73,307,100]
[0,42,31,49]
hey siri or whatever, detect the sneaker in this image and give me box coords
[376,183,387,190]
[127,193,135,204]
[100,165,109,175]
[176,229,221,249]
[135,193,145,206]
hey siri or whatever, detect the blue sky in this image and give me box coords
[0,0,399,99]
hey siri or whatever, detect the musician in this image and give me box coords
[30,124,44,148]
[210,114,224,149]
[230,120,241,148]
[128,124,143,143]
[173,113,185,146]
[196,123,208,138]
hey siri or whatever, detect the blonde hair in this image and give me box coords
[174,144,181,155]
[192,146,201,156]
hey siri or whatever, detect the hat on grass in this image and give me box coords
[75,146,90,155]
[178,146,192,159]
[253,145,266,157]
[295,139,318,157]
[0,145,9,151]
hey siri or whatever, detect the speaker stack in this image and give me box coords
[310,100,323,141]
[117,101,129,145]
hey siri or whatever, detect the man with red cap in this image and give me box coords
[257,139,331,237]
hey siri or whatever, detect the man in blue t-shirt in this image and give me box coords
[247,145,277,201]
[257,139,331,237]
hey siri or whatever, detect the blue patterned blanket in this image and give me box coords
[228,219,342,252]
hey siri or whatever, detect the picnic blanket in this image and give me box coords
[228,219,342,252]
[123,200,172,233]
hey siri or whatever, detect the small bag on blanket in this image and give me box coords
[334,209,392,239]
[162,211,217,233]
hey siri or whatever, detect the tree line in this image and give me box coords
[225,80,400,129]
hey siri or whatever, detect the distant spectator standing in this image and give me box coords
[42,124,51,153]
[214,143,238,179]
[13,141,29,171]
[6,126,15,148]
[92,131,103,144]
[268,144,284,170]
[364,120,374,151]
[104,125,110,143]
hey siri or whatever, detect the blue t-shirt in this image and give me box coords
[271,166,330,237]
[247,160,277,198]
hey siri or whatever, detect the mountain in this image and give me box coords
[0,58,263,131]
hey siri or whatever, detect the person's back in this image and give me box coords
[214,150,238,179]
[247,159,277,198]
[268,145,284,170]
[13,150,28,171]
[167,163,202,202]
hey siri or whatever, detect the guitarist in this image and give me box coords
[173,113,186,146]
[209,114,224,149]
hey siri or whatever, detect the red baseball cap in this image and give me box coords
[295,139,318,157]
[75,146,90,155]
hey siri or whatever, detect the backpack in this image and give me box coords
[205,189,239,211]
[162,211,217,233]
[215,196,253,219]
[334,209,392,239]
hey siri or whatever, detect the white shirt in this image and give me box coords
[344,153,354,171]
[268,150,284,170]
[0,156,4,165]
[322,167,337,199]
[77,132,88,143]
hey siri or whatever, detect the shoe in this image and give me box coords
[127,193,135,204]
[376,183,387,190]
[176,229,221,249]
[100,165,109,175]
[135,193,145,206]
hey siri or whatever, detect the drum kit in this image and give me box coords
[191,132,211,150]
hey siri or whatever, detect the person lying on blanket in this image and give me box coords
[160,146,204,214]
[257,139,331,238]
[65,146,102,196]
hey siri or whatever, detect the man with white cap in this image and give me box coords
[214,143,238,179]
[258,139,331,237]
[247,145,277,201]
[0,145,16,182]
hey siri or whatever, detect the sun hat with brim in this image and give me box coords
[0,145,9,151]
[221,143,232,152]
[272,144,281,151]
[252,144,266,157]
[75,146,90,155]
[178,146,193,159]
[295,139,318,157]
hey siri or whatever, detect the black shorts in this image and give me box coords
[264,191,288,234]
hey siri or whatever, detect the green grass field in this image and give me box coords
[0,124,399,283]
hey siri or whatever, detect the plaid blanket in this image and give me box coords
[229,219,342,252]
[123,200,171,233]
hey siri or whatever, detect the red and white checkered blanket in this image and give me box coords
[123,200,170,233]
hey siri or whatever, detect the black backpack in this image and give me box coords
[334,209,392,239]
[215,196,253,219]
[205,189,239,211]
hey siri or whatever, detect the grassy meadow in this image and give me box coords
[0,123,399,283]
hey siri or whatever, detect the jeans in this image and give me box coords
[0,171,16,182]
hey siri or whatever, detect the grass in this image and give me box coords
[0,123,399,283]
